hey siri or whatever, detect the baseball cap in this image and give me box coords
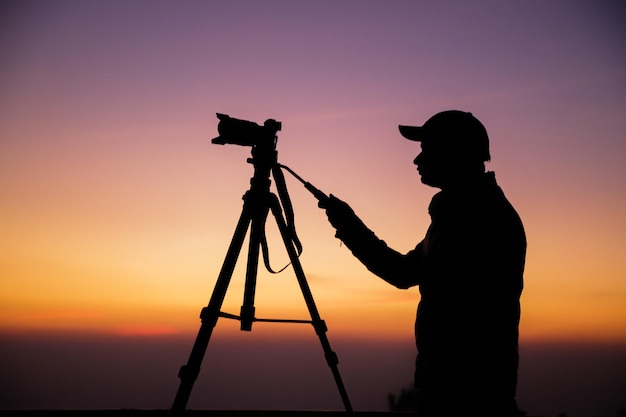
[399,110,491,161]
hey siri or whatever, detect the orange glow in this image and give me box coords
[111,325,181,336]
[2,175,626,344]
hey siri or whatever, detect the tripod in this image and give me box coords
[172,137,353,412]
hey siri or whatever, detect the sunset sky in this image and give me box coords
[1,1,625,416]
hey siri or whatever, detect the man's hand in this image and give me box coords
[322,194,357,231]
[320,195,384,264]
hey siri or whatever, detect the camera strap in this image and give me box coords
[260,165,303,274]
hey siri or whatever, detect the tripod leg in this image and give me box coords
[172,200,252,411]
[268,195,354,413]
[240,202,269,331]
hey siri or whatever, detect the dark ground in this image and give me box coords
[0,411,412,417]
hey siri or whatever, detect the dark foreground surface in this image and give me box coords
[0,412,411,417]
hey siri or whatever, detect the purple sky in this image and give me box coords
[2,1,626,416]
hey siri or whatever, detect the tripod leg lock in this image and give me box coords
[200,306,219,327]
[312,319,328,335]
[178,364,200,381]
[325,350,339,366]
[240,305,256,331]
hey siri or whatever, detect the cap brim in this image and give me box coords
[398,125,424,141]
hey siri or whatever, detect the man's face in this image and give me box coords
[413,140,453,188]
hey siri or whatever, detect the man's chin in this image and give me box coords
[420,176,440,188]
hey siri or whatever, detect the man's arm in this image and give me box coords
[323,195,422,289]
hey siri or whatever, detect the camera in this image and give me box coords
[212,113,282,147]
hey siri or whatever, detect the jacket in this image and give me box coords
[331,172,526,413]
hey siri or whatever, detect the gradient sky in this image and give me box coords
[1,1,625,415]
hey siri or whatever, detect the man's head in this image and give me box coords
[399,110,490,188]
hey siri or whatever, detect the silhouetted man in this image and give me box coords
[323,110,526,417]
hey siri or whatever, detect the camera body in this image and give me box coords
[212,113,282,147]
